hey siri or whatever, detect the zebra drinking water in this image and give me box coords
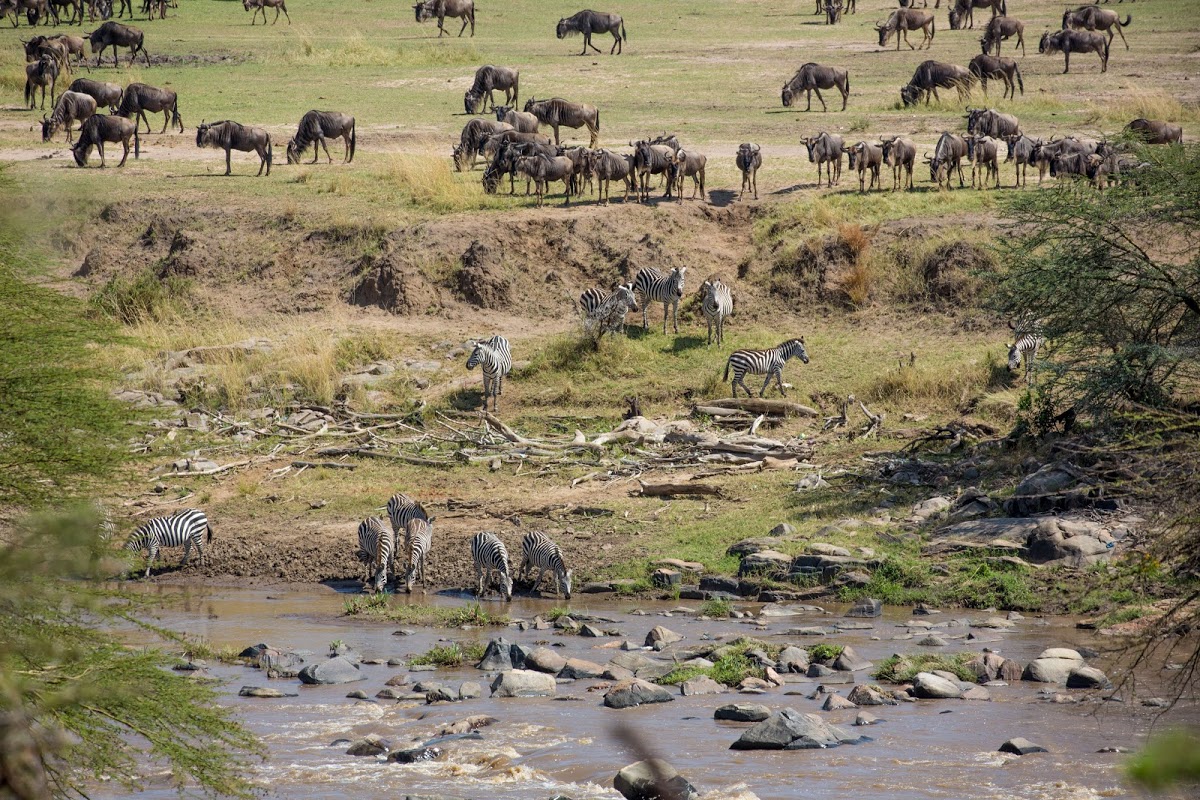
[700,277,733,346]
[1007,319,1045,384]
[124,508,212,578]
[356,516,392,593]
[470,531,512,601]
[724,338,810,398]
[517,531,572,599]
[633,266,687,334]
[401,518,433,594]
[466,335,512,412]
[583,282,639,342]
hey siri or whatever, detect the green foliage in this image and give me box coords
[342,597,509,627]
[408,642,487,667]
[544,607,574,622]
[807,644,845,663]
[658,652,762,688]
[90,269,193,326]
[874,652,977,683]
[1126,728,1200,791]
[699,598,733,618]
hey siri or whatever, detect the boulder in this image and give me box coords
[726,538,779,558]
[910,497,952,523]
[738,550,793,577]
[1025,519,1113,567]
[458,681,483,700]
[489,670,556,698]
[808,543,852,558]
[604,679,675,709]
[854,711,880,726]
[961,686,992,701]
[476,637,518,671]
[822,693,857,711]
[769,523,797,537]
[238,643,272,659]
[1066,666,1110,689]
[644,626,683,649]
[386,745,442,764]
[917,635,948,647]
[730,708,862,750]
[652,568,682,588]
[345,734,388,757]
[738,677,774,691]
[911,672,962,699]
[833,646,871,672]
[238,686,297,698]
[776,646,810,673]
[558,658,605,680]
[614,759,699,800]
[699,576,744,595]
[609,651,659,673]
[426,686,459,703]
[681,676,726,696]
[807,664,834,678]
[847,685,896,706]
[1023,653,1085,684]
[297,656,363,685]
[346,690,369,700]
[579,624,607,638]
[714,703,771,722]
[999,737,1047,756]
[525,647,568,675]
[845,598,882,618]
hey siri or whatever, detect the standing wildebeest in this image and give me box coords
[969,53,1023,99]
[42,90,95,141]
[117,82,180,133]
[803,132,844,188]
[670,147,706,203]
[72,112,138,166]
[515,154,573,207]
[631,139,676,201]
[482,138,555,194]
[87,21,147,66]
[900,60,973,106]
[587,148,634,205]
[926,131,968,189]
[243,0,289,25]
[781,63,850,113]
[1039,29,1108,73]
[980,14,1026,56]
[24,54,57,110]
[965,135,1001,188]
[876,8,935,51]
[453,118,512,171]
[845,140,883,192]
[464,65,519,114]
[2,0,49,26]
[880,136,917,190]
[1124,118,1182,145]
[414,0,473,37]
[736,142,762,200]
[1003,133,1040,187]
[816,0,855,12]
[196,120,272,176]
[948,0,1005,31]
[1030,137,1099,184]
[1063,5,1130,50]
[966,107,1020,138]
[68,77,122,110]
[287,110,355,164]
[492,105,538,133]
[524,97,599,148]
[556,9,625,55]
[24,37,72,74]
[48,34,88,68]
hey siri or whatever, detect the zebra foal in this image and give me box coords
[124,508,212,578]
[356,516,392,593]
[518,531,572,599]
[466,335,512,412]
[633,266,687,334]
[470,531,512,601]
[402,518,433,594]
[581,282,639,342]
[1007,319,1045,385]
[724,338,810,398]
[700,277,733,346]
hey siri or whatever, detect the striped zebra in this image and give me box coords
[124,508,213,578]
[94,499,117,542]
[700,277,733,346]
[356,516,392,593]
[1007,319,1045,385]
[583,282,639,342]
[401,517,433,594]
[633,266,687,334]
[466,335,512,412]
[517,531,572,599]
[470,531,512,601]
[724,338,810,398]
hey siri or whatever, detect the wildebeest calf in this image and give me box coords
[803,131,843,187]
[845,140,883,192]
[24,55,58,111]
[493,105,538,133]
[671,147,707,203]
[966,135,1001,189]
[196,120,272,176]
[881,136,916,190]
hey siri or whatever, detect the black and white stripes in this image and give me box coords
[466,335,513,412]
[402,518,433,594]
[470,531,513,601]
[356,516,392,593]
[124,508,213,578]
[583,282,639,341]
[724,338,810,398]
[518,531,572,599]
[633,266,687,334]
[700,277,733,346]
[1007,320,1045,384]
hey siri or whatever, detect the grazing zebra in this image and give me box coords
[124,509,212,578]
[94,499,117,542]
[724,338,810,398]
[401,518,433,594]
[583,282,639,341]
[518,531,572,599]
[700,277,734,346]
[470,531,512,601]
[466,335,512,412]
[356,516,393,593]
[1007,319,1045,385]
[633,266,688,334]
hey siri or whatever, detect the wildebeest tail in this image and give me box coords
[596,108,600,132]
[1121,14,1131,27]
[999,0,1005,16]
[24,78,32,108]
[513,72,519,107]
[930,16,935,38]
[267,138,273,167]
[134,127,140,159]
[1103,34,1110,62]
[348,119,356,163]
[621,19,627,41]
[172,98,182,132]
[1014,63,1023,95]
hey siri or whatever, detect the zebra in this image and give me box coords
[633,266,687,334]
[724,338,810,398]
[124,508,212,578]
[700,277,733,346]
[583,282,639,342]
[1007,319,1045,385]
[401,517,433,594]
[470,531,512,601]
[466,335,512,412]
[517,531,572,599]
[356,516,393,593]
[94,499,117,542]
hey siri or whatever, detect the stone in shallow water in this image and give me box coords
[999,737,1047,756]
[730,708,865,750]
[714,703,771,722]
[238,686,297,698]
[614,759,699,800]
[603,678,674,709]
[297,656,363,685]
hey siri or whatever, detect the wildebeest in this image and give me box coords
[845,140,883,192]
[453,118,513,171]
[413,0,473,37]
[87,21,148,67]
[464,65,519,114]
[117,82,181,133]
[817,0,854,12]
[556,9,625,55]
[68,78,122,111]
[880,136,916,190]
[969,53,1023,99]
[47,34,87,67]
[243,0,289,25]
[965,107,1020,138]
[2,0,49,26]
[24,54,58,110]
[965,135,1001,188]
[286,110,355,164]
[1124,118,1182,145]
[876,8,936,51]
[1085,150,1143,190]
[824,0,842,25]
[492,105,538,133]
[482,138,556,194]
[927,131,968,189]
[1062,5,1130,50]
[980,14,1026,56]
[46,0,82,24]
[803,132,844,188]
[42,90,95,142]
[1029,136,1099,183]
[900,60,973,106]
[196,120,272,176]
[948,0,1005,31]
[72,113,138,167]
[515,154,573,207]
[1003,133,1040,187]
[556,145,590,195]
[1039,29,1108,73]
[631,139,676,201]
[670,147,706,203]
[24,36,72,74]
[586,148,635,205]
[736,143,762,200]
[523,97,599,148]
[781,63,850,112]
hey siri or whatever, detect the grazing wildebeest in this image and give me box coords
[286,110,355,165]
[876,8,936,51]
[969,53,1023,99]
[42,90,95,142]
[523,97,599,148]
[1048,151,1092,180]
[492,105,538,133]
[68,77,122,111]
[464,65,519,114]
[515,154,573,207]
[413,0,473,38]
[196,120,272,176]
[48,34,88,67]
[781,63,850,112]
[980,14,1025,56]
[631,139,676,201]
[243,0,289,25]
[117,82,180,133]
[736,142,762,200]
[1039,29,1108,73]
[24,55,58,110]
[880,136,916,190]
[845,140,883,192]
[966,108,1020,139]
[900,60,973,106]
[586,148,635,205]
[927,131,968,189]
[556,9,625,55]
[72,113,138,166]
[87,21,148,67]
[482,138,556,194]
[948,0,1005,31]
[965,135,1001,189]
[670,147,706,203]
[1124,118,1182,145]
[1063,5,1130,50]
[1030,137,1100,184]
[803,132,844,188]
[453,118,513,171]
[1003,133,1040,187]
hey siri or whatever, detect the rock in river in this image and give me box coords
[297,656,364,685]
[999,737,1047,755]
[845,598,883,618]
[730,708,864,750]
[489,669,556,698]
[715,703,771,722]
[525,646,568,675]
[644,625,683,649]
[911,672,962,699]
[1023,649,1085,684]
[604,678,675,709]
[1066,666,1111,689]
[614,759,699,800]
[680,676,725,696]
[238,686,298,698]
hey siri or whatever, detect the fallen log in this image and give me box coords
[314,447,454,469]
[292,461,356,470]
[705,397,819,418]
[155,459,251,479]
[636,480,723,498]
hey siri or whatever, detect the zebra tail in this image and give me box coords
[207,523,214,542]
[723,360,730,382]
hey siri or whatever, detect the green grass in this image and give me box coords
[658,640,770,687]
[699,598,733,618]
[874,652,977,683]
[807,644,845,663]
[343,597,510,627]
[407,641,488,667]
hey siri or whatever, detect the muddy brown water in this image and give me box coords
[107,585,1197,800]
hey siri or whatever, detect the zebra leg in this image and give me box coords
[181,537,192,566]
[145,541,157,578]
[661,302,668,335]
[760,372,774,398]
[776,369,788,397]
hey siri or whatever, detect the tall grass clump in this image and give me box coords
[90,270,193,325]
[380,155,506,212]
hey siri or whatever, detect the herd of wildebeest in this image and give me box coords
[7,0,1187,197]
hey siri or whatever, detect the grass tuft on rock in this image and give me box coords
[408,641,487,667]
[343,597,509,628]
[874,652,977,683]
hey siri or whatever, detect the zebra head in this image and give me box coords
[614,282,638,312]
[668,266,687,297]
[1007,342,1022,371]
[783,337,810,364]
[466,341,485,370]
[561,568,573,600]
